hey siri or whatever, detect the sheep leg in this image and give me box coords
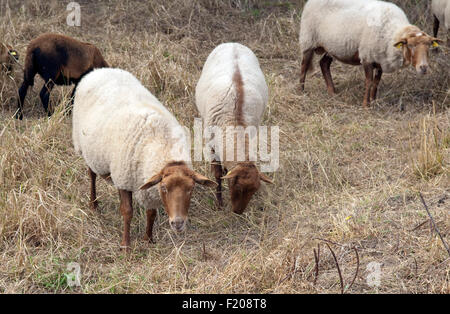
[362,63,374,107]
[145,209,157,243]
[370,65,383,102]
[211,161,223,208]
[299,49,314,92]
[433,15,439,38]
[319,54,335,95]
[16,81,30,120]
[118,189,133,249]
[39,80,55,116]
[88,167,98,211]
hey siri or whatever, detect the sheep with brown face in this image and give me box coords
[195,43,273,215]
[16,33,109,120]
[299,0,443,107]
[73,68,216,248]
[0,43,18,73]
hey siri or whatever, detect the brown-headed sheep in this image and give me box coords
[299,0,443,107]
[195,43,273,215]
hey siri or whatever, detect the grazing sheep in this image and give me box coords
[299,0,443,107]
[432,0,450,44]
[73,68,216,248]
[17,33,109,120]
[195,43,273,215]
[0,43,18,73]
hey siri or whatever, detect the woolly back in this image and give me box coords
[195,43,268,128]
[73,68,191,189]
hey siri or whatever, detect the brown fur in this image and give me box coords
[394,28,442,73]
[232,66,245,127]
[140,161,216,242]
[224,162,261,214]
[16,33,109,119]
[221,162,273,214]
[25,33,109,80]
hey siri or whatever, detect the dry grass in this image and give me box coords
[0,0,449,293]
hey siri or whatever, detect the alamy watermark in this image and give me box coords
[187,118,279,172]
[366,261,382,287]
[67,2,81,27]
[66,262,81,287]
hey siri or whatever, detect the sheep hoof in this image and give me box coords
[90,201,99,211]
[119,243,131,252]
[144,235,155,244]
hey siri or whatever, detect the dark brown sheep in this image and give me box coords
[16,33,109,120]
[0,43,19,73]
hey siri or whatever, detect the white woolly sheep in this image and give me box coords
[299,0,443,107]
[432,0,450,44]
[195,43,273,215]
[73,68,215,248]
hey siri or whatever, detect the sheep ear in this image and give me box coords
[394,40,406,49]
[221,167,240,180]
[192,172,217,187]
[140,173,163,190]
[431,38,443,47]
[259,172,273,184]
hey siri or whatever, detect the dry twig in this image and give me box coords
[346,246,359,292]
[313,243,320,286]
[419,193,450,257]
[325,243,344,294]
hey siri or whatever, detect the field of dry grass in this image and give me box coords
[0,0,449,293]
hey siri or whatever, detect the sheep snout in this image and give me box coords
[169,216,187,232]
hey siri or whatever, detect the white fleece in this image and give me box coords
[195,43,268,167]
[299,0,418,73]
[432,0,450,30]
[73,68,191,209]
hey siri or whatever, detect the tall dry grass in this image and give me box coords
[0,0,449,293]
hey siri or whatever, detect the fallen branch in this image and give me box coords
[202,241,207,261]
[346,246,359,292]
[410,219,431,232]
[419,193,450,257]
[325,243,344,294]
[314,237,343,247]
[313,243,320,286]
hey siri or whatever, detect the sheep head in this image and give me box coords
[140,161,216,232]
[394,31,443,75]
[222,162,273,215]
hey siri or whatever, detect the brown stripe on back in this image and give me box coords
[232,66,245,127]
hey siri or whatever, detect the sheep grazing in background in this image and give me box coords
[73,68,216,248]
[0,43,19,73]
[432,0,450,45]
[196,43,273,215]
[16,33,109,120]
[299,0,443,107]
